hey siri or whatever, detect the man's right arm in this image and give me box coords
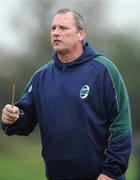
[1,102,37,136]
[1,76,38,136]
[1,63,49,136]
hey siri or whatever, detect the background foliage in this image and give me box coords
[0,0,140,179]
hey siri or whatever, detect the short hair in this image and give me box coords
[56,8,86,31]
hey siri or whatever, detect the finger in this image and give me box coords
[1,114,18,127]
[3,110,19,120]
[3,105,20,117]
[5,104,19,114]
[2,118,15,125]
[2,108,19,121]
[4,104,14,113]
[2,113,18,123]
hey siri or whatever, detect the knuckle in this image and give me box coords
[5,104,9,108]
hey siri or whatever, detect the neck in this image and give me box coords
[58,46,84,63]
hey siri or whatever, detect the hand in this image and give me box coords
[1,104,20,125]
[97,174,114,180]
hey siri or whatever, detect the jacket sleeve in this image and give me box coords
[2,77,38,136]
[98,57,132,178]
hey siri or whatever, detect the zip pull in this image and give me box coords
[62,65,67,71]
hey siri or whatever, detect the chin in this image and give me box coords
[54,46,65,53]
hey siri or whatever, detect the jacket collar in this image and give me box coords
[53,42,101,70]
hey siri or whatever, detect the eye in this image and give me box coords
[51,25,68,32]
[60,26,68,30]
[60,26,66,30]
[51,26,56,31]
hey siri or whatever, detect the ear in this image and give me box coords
[79,30,86,41]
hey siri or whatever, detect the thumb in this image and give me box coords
[12,105,20,115]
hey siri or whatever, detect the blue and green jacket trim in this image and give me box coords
[2,42,132,180]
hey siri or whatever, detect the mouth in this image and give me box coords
[53,39,62,44]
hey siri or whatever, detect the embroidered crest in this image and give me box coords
[80,85,90,99]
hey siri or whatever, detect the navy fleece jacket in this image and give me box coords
[2,42,132,180]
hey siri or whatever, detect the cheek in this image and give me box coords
[65,33,79,43]
[50,34,54,44]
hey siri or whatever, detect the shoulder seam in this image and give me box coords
[94,56,120,113]
[33,60,54,76]
[20,60,54,99]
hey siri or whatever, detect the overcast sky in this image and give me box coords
[0,0,140,52]
[106,0,140,31]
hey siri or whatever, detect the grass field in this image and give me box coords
[0,132,46,180]
[0,132,137,180]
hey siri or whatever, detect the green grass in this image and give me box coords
[0,155,46,180]
[126,154,137,180]
[0,132,137,180]
[0,133,46,180]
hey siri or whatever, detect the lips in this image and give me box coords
[53,39,61,43]
[53,39,62,46]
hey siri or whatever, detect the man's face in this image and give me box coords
[50,12,85,54]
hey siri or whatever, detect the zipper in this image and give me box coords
[62,65,67,71]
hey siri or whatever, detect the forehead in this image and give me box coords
[51,12,76,26]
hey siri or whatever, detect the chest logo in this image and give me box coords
[80,85,90,99]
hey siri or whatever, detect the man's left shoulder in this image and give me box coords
[94,55,119,74]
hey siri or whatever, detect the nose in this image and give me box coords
[52,27,60,36]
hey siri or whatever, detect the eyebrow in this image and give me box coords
[51,24,70,29]
[51,24,69,27]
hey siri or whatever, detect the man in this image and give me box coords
[1,8,132,180]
